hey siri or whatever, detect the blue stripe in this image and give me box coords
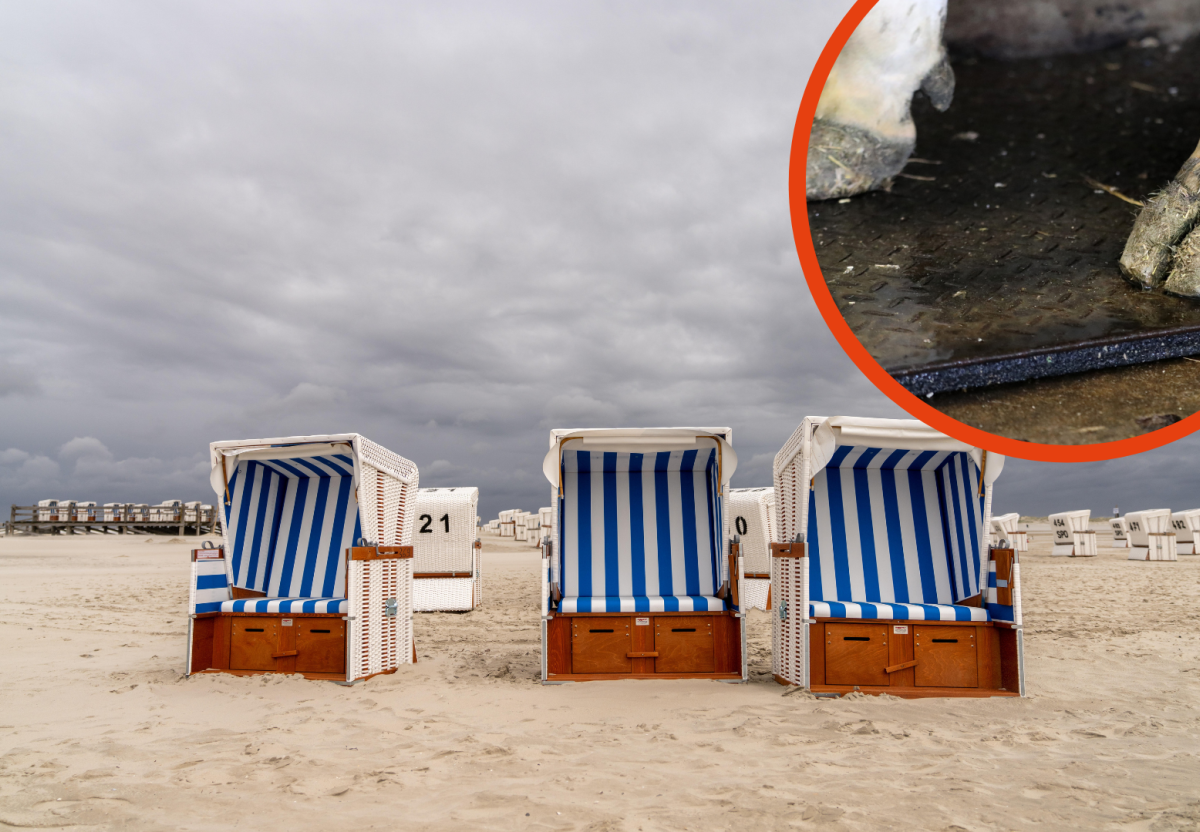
[880,450,910,602]
[576,451,592,598]
[654,452,673,596]
[603,452,619,598]
[231,463,257,586]
[294,461,330,597]
[853,449,881,599]
[962,454,982,596]
[244,463,272,590]
[196,574,228,590]
[275,476,309,596]
[945,457,970,599]
[808,488,822,597]
[629,453,646,597]
[705,450,719,593]
[679,449,700,596]
[934,465,959,601]
[321,475,352,596]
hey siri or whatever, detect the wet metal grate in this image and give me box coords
[810,38,1200,395]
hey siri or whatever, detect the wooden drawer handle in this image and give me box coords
[627,651,659,658]
[884,659,917,674]
[271,650,298,658]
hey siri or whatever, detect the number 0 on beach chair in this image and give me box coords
[770,417,1024,698]
[1049,511,1096,557]
[540,428,746,682]
[729,487,775,611]
[412,487,482,611]
[187,434,420,681]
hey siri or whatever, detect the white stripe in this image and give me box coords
[667,454,687,595]
[839,463,867,600]
[641,465,659,592]
[921,470,953,604]
[590,465,605,597]
[693,463,714,595]
[891,457,924,603]
[866,467,895,603]
[615,456,633,597]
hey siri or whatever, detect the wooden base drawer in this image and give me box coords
[571,616,632,674]
[914,625,978,688]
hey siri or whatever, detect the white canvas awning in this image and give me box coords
[542,427,737,488]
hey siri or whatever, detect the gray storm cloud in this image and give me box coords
[0,0,1196,520]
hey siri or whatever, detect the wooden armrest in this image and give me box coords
[230,586,266,600]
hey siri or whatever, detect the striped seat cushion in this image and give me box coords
[220,597,347,614]
[810,601,989,621]
[560,595,725,613]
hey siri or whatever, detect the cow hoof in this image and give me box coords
[806,119,913,202]
[1164,226,1200,297]
[1119,154,1200,290]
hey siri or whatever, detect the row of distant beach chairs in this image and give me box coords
[36,499,213,522]
[991,509,1199,561]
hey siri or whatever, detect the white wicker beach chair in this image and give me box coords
[1126,509,1177,561]
[1170,509,1200,555]
[499,510,516,538]
[187,434,419,682]
[540,427,746,682]
[37,500,63,522]
[1048,510,1096,557]
[412,487,481,611]
[770,416,1023,698]
[1110,516,1130,548]
[729,487,775,611]
[989,512,1028,552]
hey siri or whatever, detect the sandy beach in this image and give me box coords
[2,524,1199,831]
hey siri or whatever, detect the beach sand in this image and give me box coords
[2,524,1199,830]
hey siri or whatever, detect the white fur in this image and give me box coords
[816,0,949,143]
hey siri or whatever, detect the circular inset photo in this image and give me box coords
[793,0,1200,460]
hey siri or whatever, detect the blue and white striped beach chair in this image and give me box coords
[771,417,1024,698]
[187,434,419,682]
[539,428,747,682]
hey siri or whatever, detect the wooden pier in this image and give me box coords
[5,504,219,537]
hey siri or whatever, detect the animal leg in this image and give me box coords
[1119,140,1200,290]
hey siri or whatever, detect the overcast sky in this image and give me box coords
[1,0,1198,523]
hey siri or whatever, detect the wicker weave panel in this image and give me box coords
[412,488,478,572]
[772,554,808,687]
[413,577,473,612]
[349,557,413,680]
[742,578,769,612]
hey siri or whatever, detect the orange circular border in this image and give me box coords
[791,0,1200,462]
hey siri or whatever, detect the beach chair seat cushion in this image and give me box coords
[559,595,726,613]
[220,597,347,614]
[810,600,989,621]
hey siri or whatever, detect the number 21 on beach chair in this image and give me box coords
[770,417,1025,698]
[412,487,482,611]
[187,434,419,682]
[540,428,747,682]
